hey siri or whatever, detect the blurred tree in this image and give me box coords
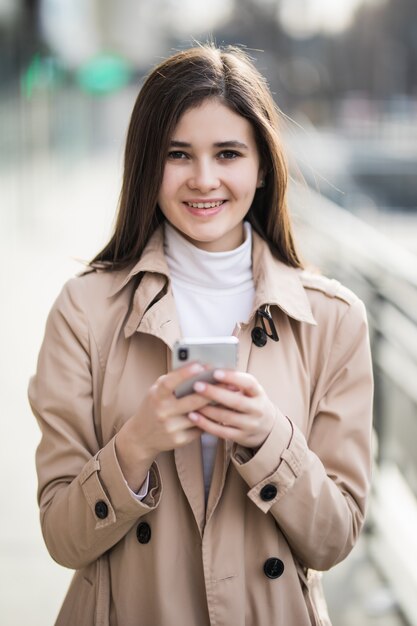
[213,0,294,107]
[0,0,45,87]
[381,0,417,95]
[20,0,44,60]
[329,0,417,98]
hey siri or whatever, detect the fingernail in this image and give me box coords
[213,369,225,380]
[188,412,199,422]
[190,363,204,374]
[193,381,206,392]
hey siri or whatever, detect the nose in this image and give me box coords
[187,159,220,192]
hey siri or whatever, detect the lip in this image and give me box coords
[184,198,226,205]
[183,199,227,217]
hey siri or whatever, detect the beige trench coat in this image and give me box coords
[29,226,373,626]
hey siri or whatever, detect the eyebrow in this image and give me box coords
[169,140,249,149]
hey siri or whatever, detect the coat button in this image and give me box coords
[251,326,267,347]
[260,484,277,501]
[94,500,108,519]
[264,557,284,579]
[137,522,152,544]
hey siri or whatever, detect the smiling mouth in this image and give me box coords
[185,200,226,209]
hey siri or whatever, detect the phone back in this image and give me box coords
[172,337,238,398]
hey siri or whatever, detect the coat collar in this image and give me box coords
[108,226,169,297]
[107,224,316,340]
[251,229,316,326]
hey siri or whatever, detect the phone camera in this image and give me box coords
[178,348,188,361]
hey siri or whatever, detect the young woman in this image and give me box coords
[29,45,373,625]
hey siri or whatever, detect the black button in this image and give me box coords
[264,557,284,579]
[137,522,151,544]
[251,326,267,347]
[94,500,108,519]
[260,484,277,501]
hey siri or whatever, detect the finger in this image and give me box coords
[188,411,240,440]
[175,392,212,415]
[181,427,203,443]
[215,382,240,392]
[165,415,202,434]
[193,380,250,412]
[212,370,261,397]
[156,363,205,397]
[171,425,203,448]
[198,405,259,430]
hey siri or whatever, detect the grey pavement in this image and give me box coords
[0,152,411,625]
[0,153,118,626]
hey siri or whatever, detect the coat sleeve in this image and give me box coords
[28,279,162,570]
[231,297,373,571]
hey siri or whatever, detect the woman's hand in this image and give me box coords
[188,370,277,450]
[115,363,210,491]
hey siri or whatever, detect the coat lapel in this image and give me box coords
[205,320,254,525]
[174,439,206,535]
[137,286,207,533]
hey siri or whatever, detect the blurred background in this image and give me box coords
[1,1,417,624]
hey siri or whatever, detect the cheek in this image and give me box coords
[159,169,185,201]
[158,177,174,209]
[230,167,259,198]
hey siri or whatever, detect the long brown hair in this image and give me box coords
[91,44,303,269]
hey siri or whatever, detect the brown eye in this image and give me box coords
[218,150,240,159]
[167,151,188,160]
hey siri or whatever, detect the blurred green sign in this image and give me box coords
[21,55,64,98]
[75,55,133,95]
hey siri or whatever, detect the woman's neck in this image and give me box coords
[164,221,253,291]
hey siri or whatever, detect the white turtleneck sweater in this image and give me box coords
[164,221,255,500]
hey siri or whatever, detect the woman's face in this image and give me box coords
[157,99,263,252]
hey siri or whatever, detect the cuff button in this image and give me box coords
[94,500,109,519]
[264,557,284,579]
[260,484,277,501]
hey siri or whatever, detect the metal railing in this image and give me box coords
[291,183,417,625]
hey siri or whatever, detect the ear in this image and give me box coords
[256,162,266,188]
[256,169,265,188]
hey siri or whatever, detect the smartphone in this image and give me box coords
[172,336,239,398]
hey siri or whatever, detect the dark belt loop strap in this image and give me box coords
[251,305,279,346]
[258,305,279,342]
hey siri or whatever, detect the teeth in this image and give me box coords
[187,201,224,209]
